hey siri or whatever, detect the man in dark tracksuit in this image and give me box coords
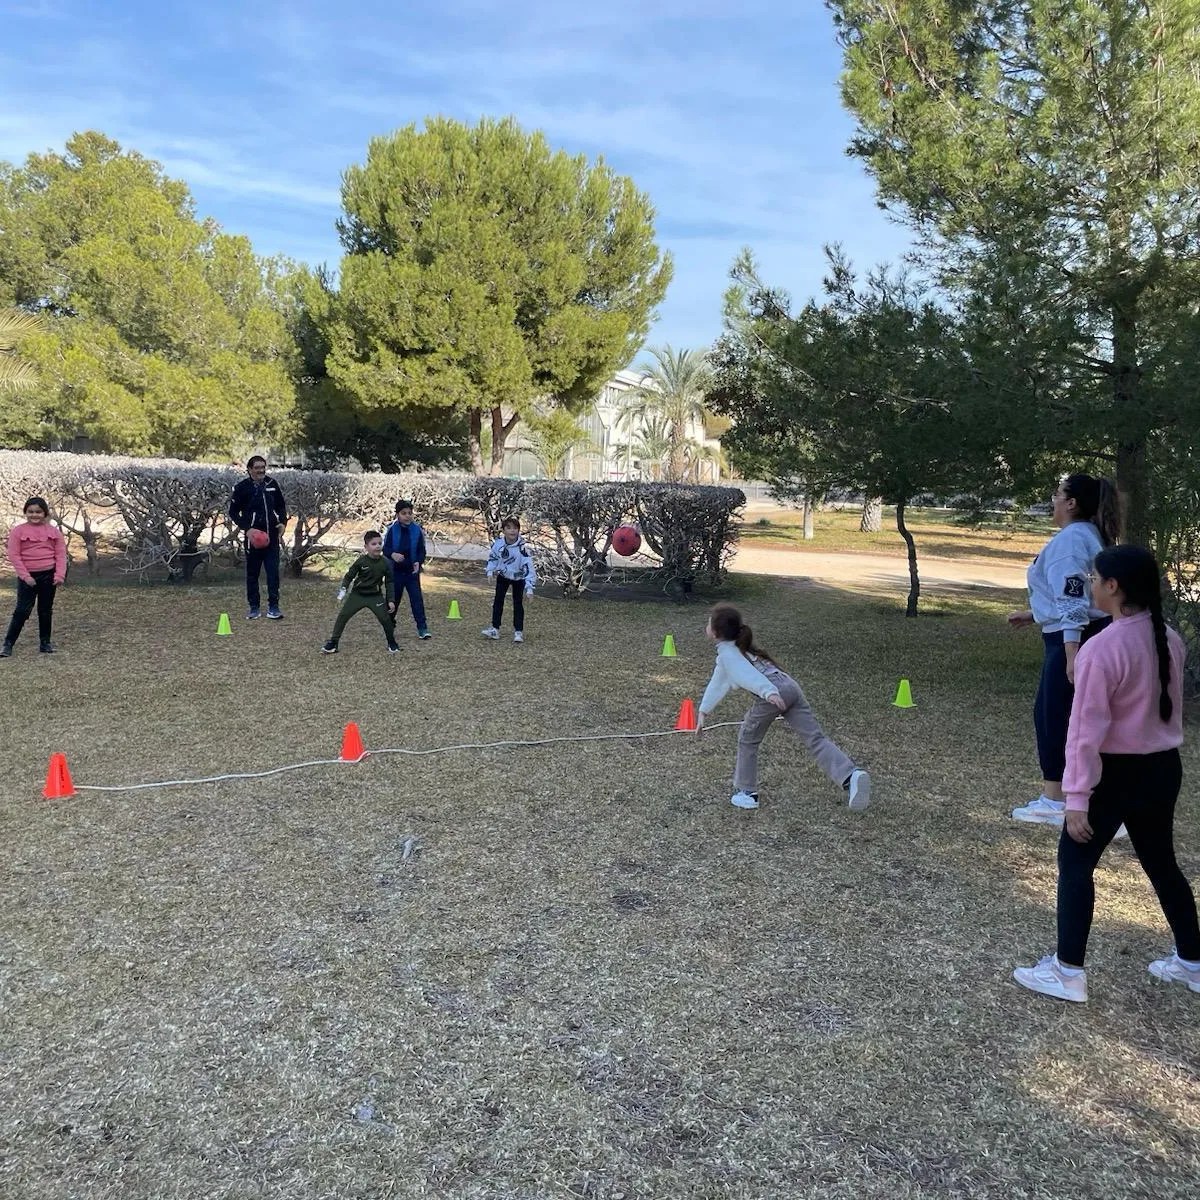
[228,456,288,620]
[323,531,398,654]
[382,499,430,639]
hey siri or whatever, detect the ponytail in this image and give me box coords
[1149,591,1174,723]
[1062,473,1121,546]
[709,604,777,665]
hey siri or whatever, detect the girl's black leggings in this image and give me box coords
[6,569,56,645]
[1057,749,1200,966]
[491,576,525,632]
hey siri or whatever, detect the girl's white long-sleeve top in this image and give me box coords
[1026,520,1106,642]
[699,641,782,715]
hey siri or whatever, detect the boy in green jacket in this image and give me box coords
[323,531,399,654]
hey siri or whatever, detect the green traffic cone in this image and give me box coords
[892,678,915,708]
[661,634,677,658]
[447,599,461,620]
[217,612,232,636]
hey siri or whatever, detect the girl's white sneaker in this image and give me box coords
[481,627,500,640]
[1013,954,1088,1003]
[847,769,872,811]
[1148,951,1200,993]
[730,791,759,809]
[513,631,524,643]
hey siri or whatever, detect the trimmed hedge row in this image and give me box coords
[0,451,744,594]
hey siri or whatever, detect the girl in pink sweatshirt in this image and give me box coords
[2,497,67,657]
[1015,545,1200,1003]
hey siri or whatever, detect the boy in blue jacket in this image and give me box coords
[382,499,430,639]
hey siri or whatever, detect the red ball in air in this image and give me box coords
[611,524,642,557]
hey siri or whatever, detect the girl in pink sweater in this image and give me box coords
[1015,545,1200,1003]
[2,497,67,657]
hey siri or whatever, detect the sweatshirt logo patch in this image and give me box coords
[1064,574,1086,598]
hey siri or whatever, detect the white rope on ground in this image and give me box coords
[72,722,745,794]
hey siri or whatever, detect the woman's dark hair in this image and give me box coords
[23,496,50,516]
[395,499,413,513]
[709,604,776,664]
[1093,544,1173,721]
[1062,473,1121,546]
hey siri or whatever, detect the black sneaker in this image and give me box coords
[39,641,55,654]
[0,642,12,658]
[322,640,338,654]
[387,643,400,654]
[267,605,284,620]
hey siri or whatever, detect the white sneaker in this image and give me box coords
[1148,951,1200,993]
[1013,954,1088,1003]
[730,790,759,810]
[1012,795,1066,825]
[513,631,524,643]
[481,627,500,640]
[846,769,872,812]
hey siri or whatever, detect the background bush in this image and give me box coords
[0,451,743,594]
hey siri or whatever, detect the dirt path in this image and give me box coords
[730,544,1028,591]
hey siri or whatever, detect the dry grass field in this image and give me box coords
[742,508,1051,563]
[0,564,1197,1199]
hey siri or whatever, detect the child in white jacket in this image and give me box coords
[697,604,871,811]
[483,517,537,643]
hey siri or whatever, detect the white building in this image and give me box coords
[502,368,721,483]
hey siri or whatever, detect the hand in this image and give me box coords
[391,552,405,563]
[525,588,534,599]
[19,576,35,587]
[1065,810,1093,844]
[337,587,347,601]
[54,578,65,588]
[768,693,787,711]
[1066,657,1076,685]
[1007,610,1035,628]
[694,711,706,738]
[412,563,420,575]
[387,601,396,614]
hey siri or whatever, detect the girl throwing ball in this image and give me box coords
[696,604,871,812]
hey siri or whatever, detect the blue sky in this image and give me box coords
[1,0,911,355]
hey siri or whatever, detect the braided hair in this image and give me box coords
[1093,545,1173,721]
[708,604,776,665]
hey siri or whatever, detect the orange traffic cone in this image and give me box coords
[339,722,367,763]
[43,752,75,799]
[674,698,697,732]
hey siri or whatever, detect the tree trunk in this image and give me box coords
[896,499,920,617]
[468,411,485,475]
[489,407,521,476]
[859,496,882,533]
[1111,284,1148,546]
[802,493,814,540]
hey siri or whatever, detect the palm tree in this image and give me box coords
[614,414,673,480]
[524,406,599,479]
[0,309,39,391]
[617,346,715,483]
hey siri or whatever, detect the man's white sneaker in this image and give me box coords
[513,631,524,643]
[1148,951,1200,993]
[730,790,760,810]
[846,769,872,812]
[1012,795,1066,825]
[482,627,500,640]
[1013,954,1088,1003]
